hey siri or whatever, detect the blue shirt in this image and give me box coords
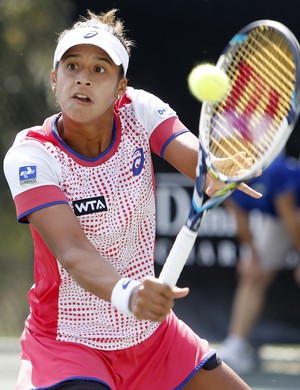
[230,156,300,217]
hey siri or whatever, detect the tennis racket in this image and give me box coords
[159,20,300,287]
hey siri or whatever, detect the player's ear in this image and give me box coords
[50,70,57,93]
[116,77,127,98]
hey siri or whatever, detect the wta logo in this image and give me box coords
[73,196,108,216]
[132,148,144,176]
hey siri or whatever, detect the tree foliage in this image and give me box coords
[0,0,74,335]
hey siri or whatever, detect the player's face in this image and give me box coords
[51,44,126,125]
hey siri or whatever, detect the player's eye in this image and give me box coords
[67,63,77,71]
[95,65,104,73]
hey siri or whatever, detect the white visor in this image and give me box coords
[53,27,129,75]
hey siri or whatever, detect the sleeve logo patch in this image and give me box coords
[156,105,170,117]
[19,166,37,185]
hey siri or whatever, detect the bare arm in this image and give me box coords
[225,197,258,257]
[225,198,253,245]
[225,198,263,279]
[163,132,261,198]
[163,131,198,181]
[28,203,188,321]
[28,204,121,301]
[274,191,300,253]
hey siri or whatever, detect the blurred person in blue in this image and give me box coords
[220,154,300,375]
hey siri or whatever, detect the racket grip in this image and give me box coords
[158,226,198,288]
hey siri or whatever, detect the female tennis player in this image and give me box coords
[4,9,260,390]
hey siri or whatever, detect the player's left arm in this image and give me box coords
[163,131,261,198]
[162,131,198,180]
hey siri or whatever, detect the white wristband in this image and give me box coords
[111,278,141,315]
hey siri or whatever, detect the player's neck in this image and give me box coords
[57,115,114,158]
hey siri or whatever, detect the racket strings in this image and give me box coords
[228,56,291,121]
[207,27,296,178]
[240,32,295,110]
[248,31,295,81]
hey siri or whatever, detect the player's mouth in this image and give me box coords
[73,93,91,103]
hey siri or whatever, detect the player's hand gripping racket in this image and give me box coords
[159,20,300,287]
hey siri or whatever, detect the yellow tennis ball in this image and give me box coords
[187,64,230,102]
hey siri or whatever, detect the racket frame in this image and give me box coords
[159,20,300,288]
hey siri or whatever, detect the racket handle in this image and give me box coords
[159,226,197,288]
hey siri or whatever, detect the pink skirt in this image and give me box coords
[17,310,215,389]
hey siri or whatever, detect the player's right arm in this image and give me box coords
[27,203,187,321]
[27,204,121,301]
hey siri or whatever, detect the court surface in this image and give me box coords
[1,338,299,390]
